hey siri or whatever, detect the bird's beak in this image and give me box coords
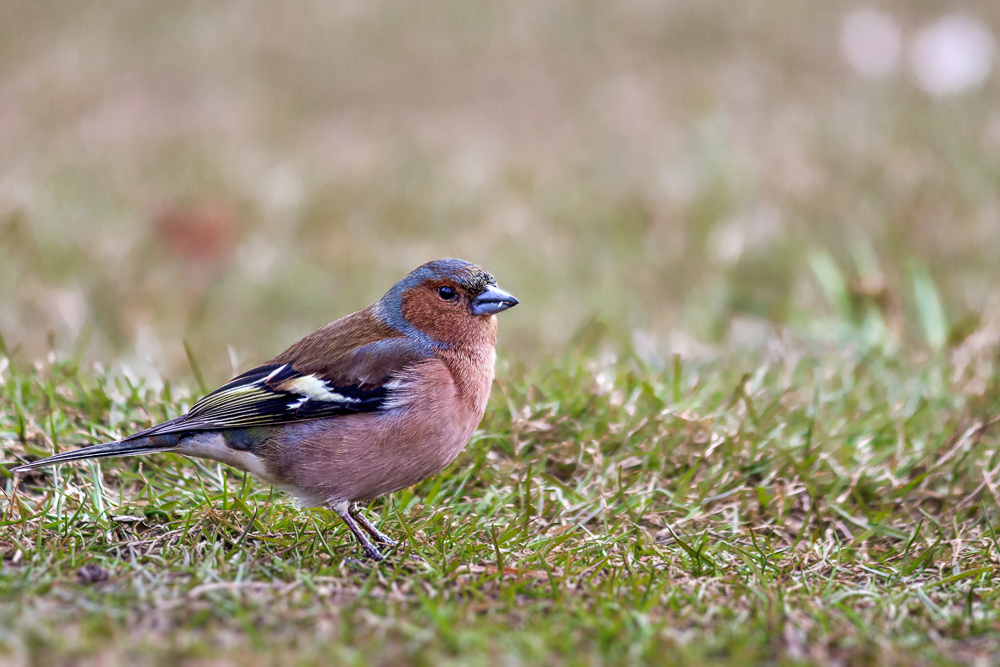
[472,285,519,316]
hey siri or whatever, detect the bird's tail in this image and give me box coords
[11,436,176,473]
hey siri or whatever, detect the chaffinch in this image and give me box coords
[13,258,518,560]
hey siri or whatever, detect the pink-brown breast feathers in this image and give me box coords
[267,357,490,505]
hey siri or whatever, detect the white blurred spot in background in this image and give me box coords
[911,14,995,96]
[840,8,902,79]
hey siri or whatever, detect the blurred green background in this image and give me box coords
[1,1,999,383]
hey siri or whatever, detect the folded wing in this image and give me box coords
[131,335,435,438]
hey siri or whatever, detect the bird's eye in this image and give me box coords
[437,286,457,301]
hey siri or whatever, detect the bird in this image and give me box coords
[12,258,519,560]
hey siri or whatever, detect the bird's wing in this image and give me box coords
[132,334,434,438]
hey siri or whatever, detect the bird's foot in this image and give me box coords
[350,505,398,546]
[364,526,397,547]
[357,543,387,562]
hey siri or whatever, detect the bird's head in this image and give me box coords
[375,258,518,348]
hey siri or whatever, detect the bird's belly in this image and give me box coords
[270,407,482,506]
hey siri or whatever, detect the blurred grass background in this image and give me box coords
[1,1,999,381]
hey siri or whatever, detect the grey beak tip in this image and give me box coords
[472,285,519,316]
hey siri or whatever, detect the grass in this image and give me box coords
[4,322,1000,665]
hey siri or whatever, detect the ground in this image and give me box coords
[5,336,1000,664]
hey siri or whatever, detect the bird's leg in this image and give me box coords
[331,502,385,561]
[350,502,398,546]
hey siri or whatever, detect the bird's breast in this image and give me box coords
[267,356,492,505]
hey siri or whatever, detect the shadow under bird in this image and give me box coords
[12,258,518,560]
